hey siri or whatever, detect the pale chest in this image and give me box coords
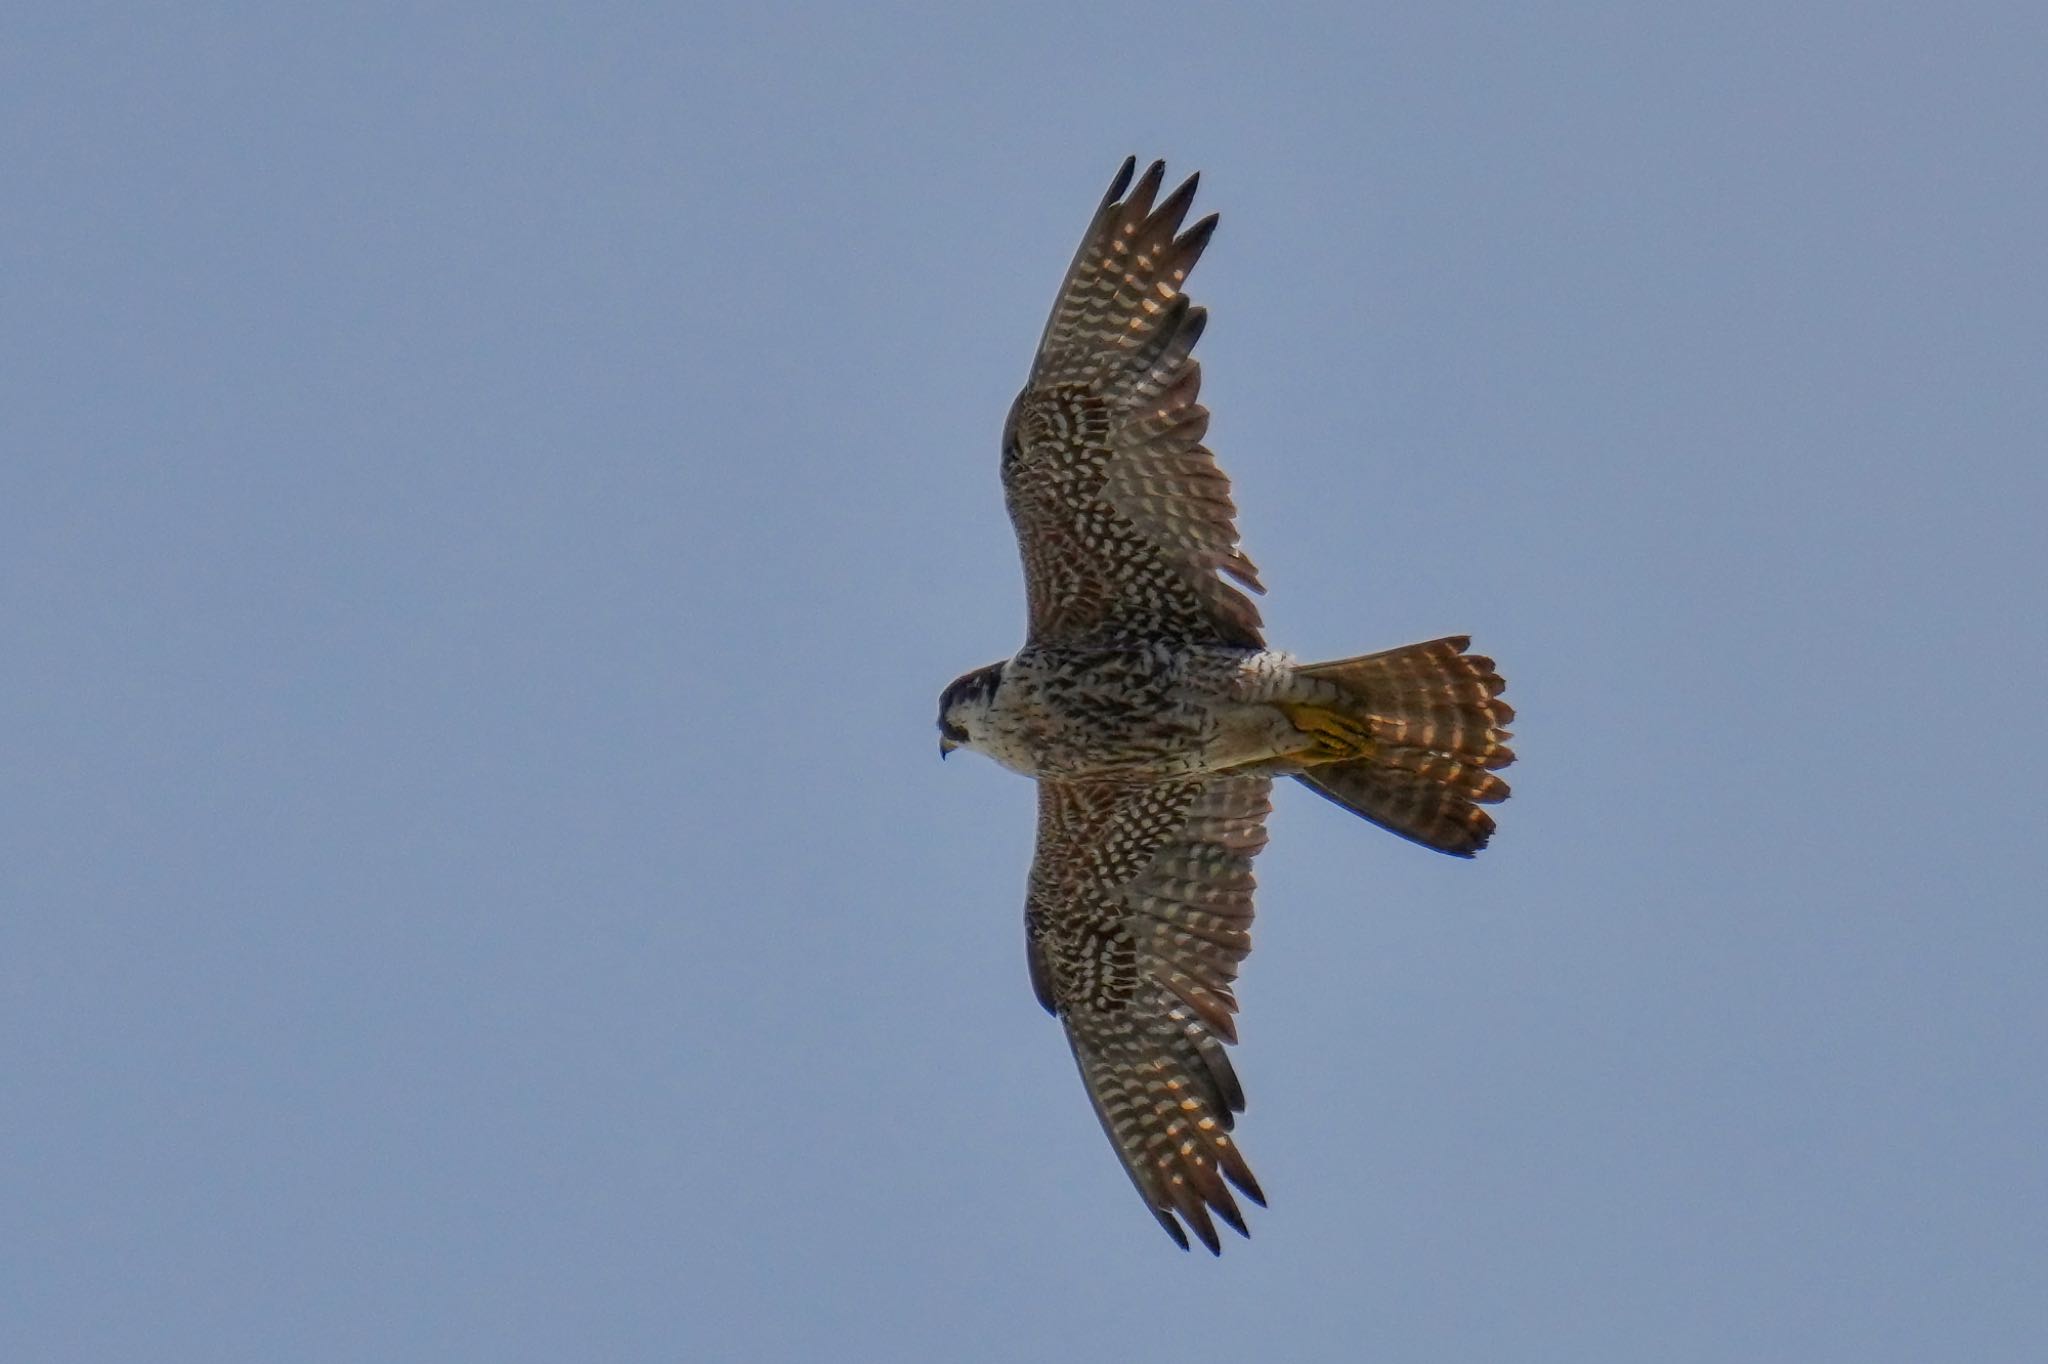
[979,645,1255,778]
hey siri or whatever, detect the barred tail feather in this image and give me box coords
[1291,636,1514,857]
[1295,761,1499,856]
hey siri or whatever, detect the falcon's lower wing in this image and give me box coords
[1025,775,1272,1252]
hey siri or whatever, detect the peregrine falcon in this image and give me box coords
[937,157,1515,1253]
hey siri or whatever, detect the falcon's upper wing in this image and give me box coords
[1003,158,1265,650]
[1025,774,1271,1252]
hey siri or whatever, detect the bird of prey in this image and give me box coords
[936,157,1514,1253]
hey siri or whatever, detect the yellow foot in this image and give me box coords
[1276,702,1377,763]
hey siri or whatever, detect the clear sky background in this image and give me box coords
[5,4,2044,1361]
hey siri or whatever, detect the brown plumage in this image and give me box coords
[1293,637,1515,856]
[937,158,1516,1252]
[1026,778,1270,1252]
[1003,157,1261,650]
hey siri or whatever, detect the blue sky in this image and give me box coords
[5,4,2044,1360]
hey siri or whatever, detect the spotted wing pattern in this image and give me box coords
[1003,158,1264,650]
[1025,774,1272,1252]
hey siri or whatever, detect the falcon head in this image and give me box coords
[937,662,1005,758]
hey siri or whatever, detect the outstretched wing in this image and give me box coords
[1025,774,1272,1252]
[1003,157,1265,650]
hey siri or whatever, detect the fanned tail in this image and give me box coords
[1288,636,1514,857]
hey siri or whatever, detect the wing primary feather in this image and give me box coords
[1180,1153,1243,1233]
[1164,216,1218,295]
[1217,1137,1265,1205]
[1173,1179,1223,1255]
[1209,1189,1249,1239]
[1124,159,1168,222]
[1174,212,1219,265]
[1101,155,1136,208]
[1147,173,1201,242]
[1150,1204,1192,1251]
[1193,1031,1246,1114]
[1117,294,1193,386]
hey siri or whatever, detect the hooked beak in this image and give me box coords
[939,735,960,759]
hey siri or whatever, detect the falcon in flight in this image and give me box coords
[937,158,1514,1252]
